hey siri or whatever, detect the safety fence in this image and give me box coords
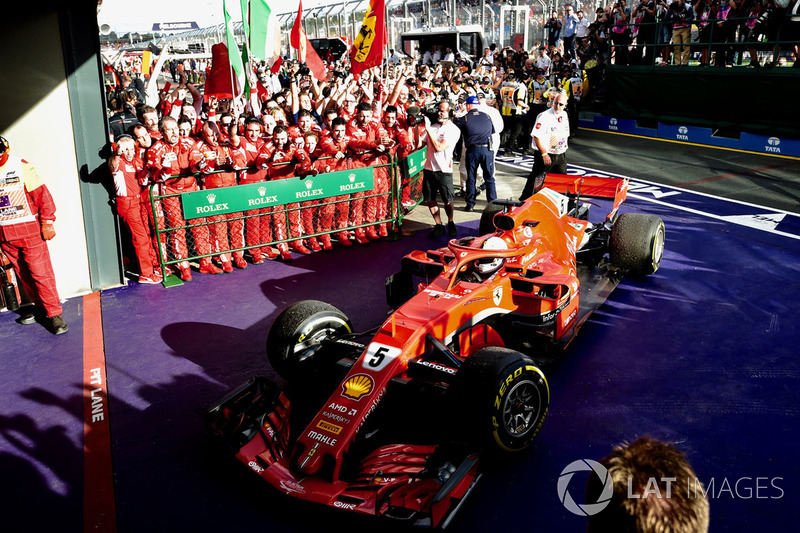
[146,148,427,286]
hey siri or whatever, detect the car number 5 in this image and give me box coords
[362,343,402,372]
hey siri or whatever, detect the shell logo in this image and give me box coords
[341,374,374,401]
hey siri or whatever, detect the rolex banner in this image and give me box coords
[402,147,427,179]
[181,167,374,220]
[349,0,387,77]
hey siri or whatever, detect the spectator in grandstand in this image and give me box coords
[656,0,675,66]
[585,436,710,533]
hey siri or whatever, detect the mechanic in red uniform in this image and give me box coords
[255,125,313,260]
[377,105,413,236]
[0,136,67,334]
[319,117,358,246]
[288,109,322,144]
[190,121,248,271]
[298,131,328,251]
[230,117,278,263]
[346,102,389,241]
[146,116,217,280]
[108,135,161,284]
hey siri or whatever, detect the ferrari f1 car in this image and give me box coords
[206,173,665,528]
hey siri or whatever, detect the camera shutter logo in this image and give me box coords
[557,459,614,516]
[768,137,780,147]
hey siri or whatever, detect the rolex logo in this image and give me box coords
[305,180,313,189]
[348,173,356,183]
[258,186,267,197]
[206,193,216,204]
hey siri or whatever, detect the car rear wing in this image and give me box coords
[544,173,629,221]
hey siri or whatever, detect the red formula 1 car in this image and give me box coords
[206,173,665,527]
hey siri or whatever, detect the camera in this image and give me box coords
[405,106,426,126]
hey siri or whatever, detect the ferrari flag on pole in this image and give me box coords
[290,0,327,81]
[349,0,387,77]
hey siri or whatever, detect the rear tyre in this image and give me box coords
[479,202,505,236]
[266,300,352,382]
[610,213,665,276]
[451,347,549,453]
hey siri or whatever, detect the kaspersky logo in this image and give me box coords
[766,137,781,153]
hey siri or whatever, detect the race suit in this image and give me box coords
[145,137,210,269]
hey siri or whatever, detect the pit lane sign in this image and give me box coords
[181,167,374,220]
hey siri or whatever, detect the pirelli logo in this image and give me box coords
[316,420,343,435]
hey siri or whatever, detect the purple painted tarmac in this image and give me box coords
[2,136,799,531]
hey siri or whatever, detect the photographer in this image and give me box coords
[609,1,632,65]
[545,11,563,49]
[420,101,461,238]
[671,0,694,65]
[633,0,658,65]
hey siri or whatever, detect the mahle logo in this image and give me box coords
[558,459,614,516]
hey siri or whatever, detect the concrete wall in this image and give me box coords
[0,9,92,298]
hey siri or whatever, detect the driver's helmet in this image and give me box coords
[476,236,508,274]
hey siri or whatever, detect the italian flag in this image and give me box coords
[245,0,281,69]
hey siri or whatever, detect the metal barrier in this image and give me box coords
[146,148,427,286]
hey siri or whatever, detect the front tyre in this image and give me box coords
[610,213,665,276]
[454,347,549,453]
[266,300,352,382]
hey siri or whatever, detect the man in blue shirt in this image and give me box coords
[562,6,580,60]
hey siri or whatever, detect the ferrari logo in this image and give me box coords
[354,11,377,63]
[493,287,503,305]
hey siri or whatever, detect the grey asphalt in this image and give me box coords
[401,128,800,233]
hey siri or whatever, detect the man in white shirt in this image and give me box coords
[421,101,461,237]
[519,90,570,200]
[575,10,591,39]
[536,47,552,77]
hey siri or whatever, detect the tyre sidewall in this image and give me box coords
[489,359,549,452]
